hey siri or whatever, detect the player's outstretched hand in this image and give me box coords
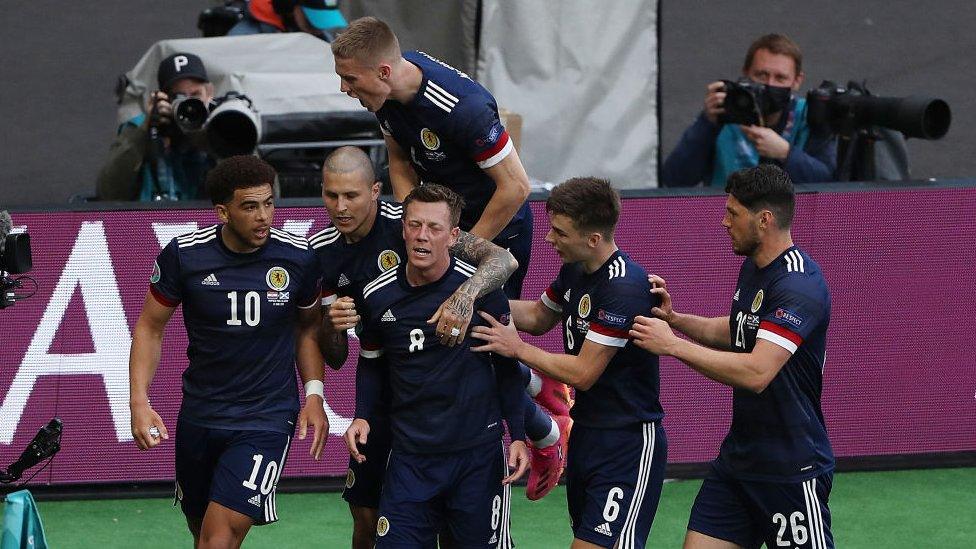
[470,311,523,358]
[503,440,530,485]
[629,316,677,356]
[428,288,475,347]
[299,395,328,460]
[345,418,370,464]
[648,274,676,323]
[130,401,169,451]
[327,296,360,332]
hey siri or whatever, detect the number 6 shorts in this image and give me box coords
[567,422,667,548]
[174,419,293,525]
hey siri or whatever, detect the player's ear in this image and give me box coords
[450,226,460,246]
[371,181,381,200]
[214,204,229,223]
[587,232,602,248]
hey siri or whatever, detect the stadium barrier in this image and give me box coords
[1,182,974,488]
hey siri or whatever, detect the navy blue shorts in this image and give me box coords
[688,464,834,549]
[174,419,293,525]
[342,417,393,509]
[566,422,667,548]
[375,439,513,548]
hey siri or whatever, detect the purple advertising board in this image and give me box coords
[1,187,975,486]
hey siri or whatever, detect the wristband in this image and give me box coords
[304,379,324,399]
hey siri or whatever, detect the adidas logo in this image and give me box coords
[489,532,498,544]
[338,273,351,287]
[381,309,396,322]
[248,494,261,507]
[202,273,220,286]
[594,522,612,536]
[733,288,740,301]
[564,289,571,302]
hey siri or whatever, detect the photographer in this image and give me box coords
[661,34,836,187]
[95,53,215,201]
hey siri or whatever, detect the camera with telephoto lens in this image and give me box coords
[805,80,951,140]
[151,92,261,158]
[718,78,793,126]
[171,94,211,134]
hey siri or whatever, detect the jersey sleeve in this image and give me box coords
[297,251,321,309]
[585,278,654,348]
[756,276,828,354]
[541,266,568,313]
[357,300,384,360]
[478,290,526,442]
[455,96,513,170]
[149,239,182,307]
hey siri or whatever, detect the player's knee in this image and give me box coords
[198,529,245,549]
[349,505,378,547]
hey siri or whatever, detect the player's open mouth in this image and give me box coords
[255,227,269,239]
[336,216,353,225]
[412,247,431,257]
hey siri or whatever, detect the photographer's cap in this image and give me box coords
[301,0,347,30]
[157,52,209,92]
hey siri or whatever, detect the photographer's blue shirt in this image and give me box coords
[124,113,211,201]
[660,97,837,186]
[149,225,320,434]
[374,50,530,241]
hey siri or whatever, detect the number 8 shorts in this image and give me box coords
[174,419,293,525]
[566,422,667,548]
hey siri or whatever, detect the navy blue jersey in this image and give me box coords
[541,251,664,428]
[359,258,525,453]
[375,50,529,240]
[308,200,404,310]
[151,225,320,434]
[718,246,834,482]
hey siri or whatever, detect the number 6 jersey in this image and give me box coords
[150,224,320,435]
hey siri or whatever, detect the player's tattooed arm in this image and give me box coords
[450,230,518,299]
[431,231,518,346]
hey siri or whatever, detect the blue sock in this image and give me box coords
[523,396,557,446]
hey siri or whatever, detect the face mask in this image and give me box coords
[762,85,793,115]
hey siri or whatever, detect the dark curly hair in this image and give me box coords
[206,155,276,205]
[725,164,795,229]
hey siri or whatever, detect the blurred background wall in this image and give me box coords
[2,0,971,206]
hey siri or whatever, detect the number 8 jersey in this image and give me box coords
[150,225,320,435]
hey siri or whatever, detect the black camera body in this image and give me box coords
[0,209,32,309]
[806,80,951,140]
[171,95,211,134]
[718,79,769,126]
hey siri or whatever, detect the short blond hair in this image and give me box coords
[331,16,401,64]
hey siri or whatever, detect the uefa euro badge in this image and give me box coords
[378,250,401,272]
[578,294,592,318]
[420,128,440,150]
[150,260,161,283]
[751,289,764,313]
[377,516,390,537]
[266,266,290,291]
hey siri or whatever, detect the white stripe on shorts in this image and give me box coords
[618,422,656,549]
